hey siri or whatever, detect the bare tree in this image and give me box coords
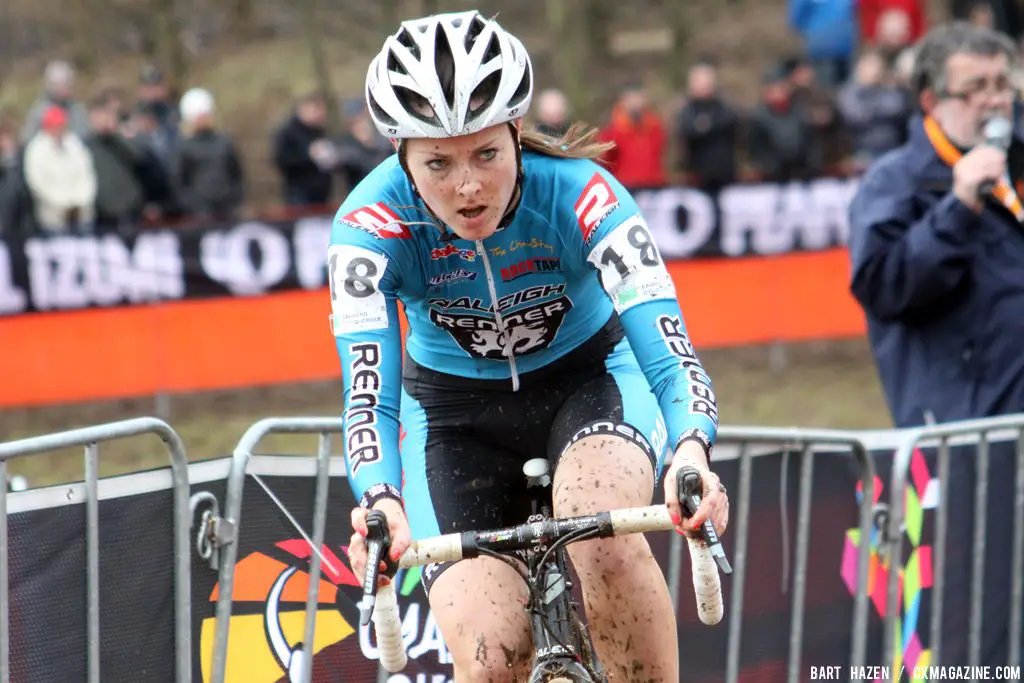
[228,0,256,39]
[297,0,339,130]
[545,0,590,120]
[152,0,188,96]
[664,1,690,92]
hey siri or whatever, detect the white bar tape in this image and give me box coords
[687,536,724,625]
[373,582,407,672]
[607,505,674,534]
[398,533,464,568]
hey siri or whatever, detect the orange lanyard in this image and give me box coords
[923,115,1024,221]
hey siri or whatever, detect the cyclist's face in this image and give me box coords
[404,122,519,242]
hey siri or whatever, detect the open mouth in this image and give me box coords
[458,206,486,219]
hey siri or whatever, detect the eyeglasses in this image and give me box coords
[941,74,1016,101]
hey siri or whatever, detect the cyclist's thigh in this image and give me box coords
[547,361,668,511]
[399,383,534,673]
[399,383,535,543]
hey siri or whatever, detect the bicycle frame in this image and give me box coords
[522,460,603,682]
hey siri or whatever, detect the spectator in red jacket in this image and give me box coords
[598,83,667,189]
[859,0,927,45]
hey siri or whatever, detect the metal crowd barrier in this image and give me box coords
[0,417,192,683]
[7,413,1015,682]
[209,417,343,683]
[882,415,1024,672]
[204,419,878,683]
[710,427,877,683]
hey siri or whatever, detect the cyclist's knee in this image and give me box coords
[553,433,654,515]
[567,530,654,579]
[426,558,532,679]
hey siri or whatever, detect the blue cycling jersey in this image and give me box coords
[329,150,718,502]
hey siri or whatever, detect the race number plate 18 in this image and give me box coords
[328,244,389,335]
[586,214,676,313]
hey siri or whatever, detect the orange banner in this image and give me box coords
[0,249,866,408]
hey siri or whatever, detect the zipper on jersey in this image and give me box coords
[475,240,520,392]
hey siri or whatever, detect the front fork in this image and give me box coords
[529,551,597,682]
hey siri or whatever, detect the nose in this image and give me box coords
[454,164,481,197]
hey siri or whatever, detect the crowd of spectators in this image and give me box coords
[0,0,1020,238]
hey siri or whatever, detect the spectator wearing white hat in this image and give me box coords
[170,87,244,220]
[20,60,91,143]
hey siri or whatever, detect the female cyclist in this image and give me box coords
[333,10,730,681]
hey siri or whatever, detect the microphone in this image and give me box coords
[979,115,1013,196]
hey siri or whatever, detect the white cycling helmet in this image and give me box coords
[365,10,534,139]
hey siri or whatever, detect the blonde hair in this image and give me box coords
[519,122,615,161]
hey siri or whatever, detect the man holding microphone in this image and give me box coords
[848,21,1024,670]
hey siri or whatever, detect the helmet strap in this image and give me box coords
[496,122,525,230]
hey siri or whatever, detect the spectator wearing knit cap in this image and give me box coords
[19,60,90,144]
[170,87,244,220]
[22,105,97,232]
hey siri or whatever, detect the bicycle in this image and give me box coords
[358,458,733,682]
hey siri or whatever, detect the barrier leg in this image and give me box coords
[0,460,8,683]
[786,445,815,683]
[850,441,876,674]
[86,443,100,683]
[725,443,752,683]
[968,436,990,669]
[931,438,952,664]
[1011,431,1024,668]
[299,433,333,683]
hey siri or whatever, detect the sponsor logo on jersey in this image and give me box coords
[428,269,478,287]
[560,420,655,461]
[487,238,555,257]
[574,173,619,243]
[430,243,476,261]
[345,342,384,475]
[339,203,410,239]
[428,283,565,313]
[500,257,561,282]
[427,284,573,360]
[656,315,718,425]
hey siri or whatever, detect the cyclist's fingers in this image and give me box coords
[347,536,367,578]
[348,532,366,556]
[686,495,714,530]
[699,493,729,536]
[350,507,369,537]
[717,503,730,537]
[663,477,683,527]
[715,494,730,536]
[388,526,412,562]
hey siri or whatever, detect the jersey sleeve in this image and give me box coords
[329,199,407,505]
[556,160,719,451]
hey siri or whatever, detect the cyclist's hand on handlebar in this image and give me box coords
[665,441,730,538]
[348,498,411,588]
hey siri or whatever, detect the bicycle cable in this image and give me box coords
[476,546,534,588]
[536,526,602,572]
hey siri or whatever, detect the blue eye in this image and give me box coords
[427,159,447,171]
[480,148,497,161]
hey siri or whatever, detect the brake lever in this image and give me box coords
[359,509,394,625]
[676,466,733,575]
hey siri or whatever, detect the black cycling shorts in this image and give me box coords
[399,314,669,594]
